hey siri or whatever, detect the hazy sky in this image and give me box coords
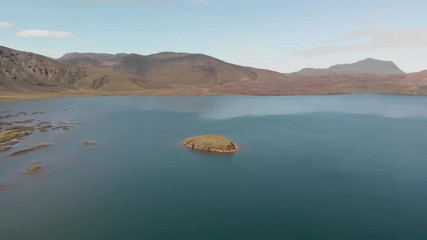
[1,0,426,73]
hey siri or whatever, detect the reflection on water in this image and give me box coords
[134,94,427,119]
[4,94,426,120]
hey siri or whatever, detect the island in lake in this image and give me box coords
[181,135,238,153]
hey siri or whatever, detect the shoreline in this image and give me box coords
[181,140,239,153]
[1,90,425,103]
[0,88,231,103]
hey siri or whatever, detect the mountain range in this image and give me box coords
[59,51,283,85]
[295,58,405,75]
[1,45,427,100]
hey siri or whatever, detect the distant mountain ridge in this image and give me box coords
[2,45,427,98]
[59,51,283,84]
[0,45,153,92]
[296,58,405,75]
[0,45,284,93]
[0,45,85,91]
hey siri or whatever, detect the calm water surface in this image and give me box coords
[1,94,427,240]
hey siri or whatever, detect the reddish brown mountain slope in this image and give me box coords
[59,52,284,85]
[0,46,153,92]
[2,45,427,99]
[212,73,427,95]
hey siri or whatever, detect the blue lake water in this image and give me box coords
[1,94,427,239]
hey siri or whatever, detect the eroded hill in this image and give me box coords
[0,46,154,92]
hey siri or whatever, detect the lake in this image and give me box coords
[1,94,427,240]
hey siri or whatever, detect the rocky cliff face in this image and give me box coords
[0,46,87,90]
[0,46,155,92]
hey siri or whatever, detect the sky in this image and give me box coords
[1,0,426,73]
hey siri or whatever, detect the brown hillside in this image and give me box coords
[0,46,154,92]
[59,52,284,84]
[2,45,427,100]
[212,73,427,95]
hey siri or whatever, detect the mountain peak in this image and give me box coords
[297,58,405,75]
[358,58,393,64]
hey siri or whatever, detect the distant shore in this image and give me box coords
[0,89,424,103]
[0,88,227,103]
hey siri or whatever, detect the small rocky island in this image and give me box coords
[181,135,238,153]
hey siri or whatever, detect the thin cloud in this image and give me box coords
[294,27,427,57]
[0,21,14,29]
[79,0,206,7]
[186,0,209,5]
[80,0,171,6]
[16,30,71,39]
